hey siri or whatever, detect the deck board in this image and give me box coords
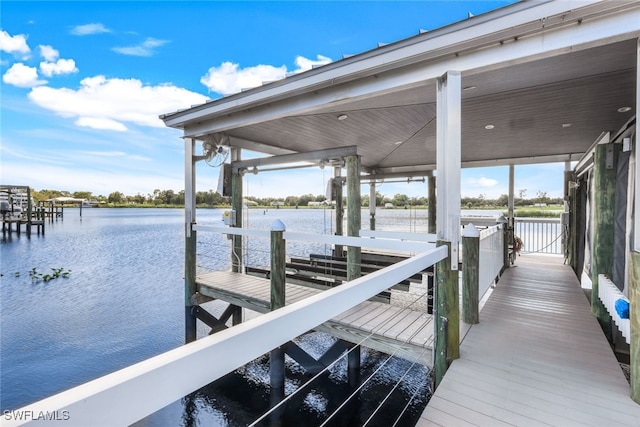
[196,270,434,365]
[419,254,640,426]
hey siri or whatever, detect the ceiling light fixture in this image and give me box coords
[618,106,632,113]
[562,123,572,128]
[484,124,495,130]
[337,114,348,121]
[394,141,403,145]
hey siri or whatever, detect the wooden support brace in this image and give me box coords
[219,304,240,324]
[193,306,228,334]
[283,342,325,374]
[283,339,352,376]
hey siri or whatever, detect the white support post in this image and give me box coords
[436,70,461,269]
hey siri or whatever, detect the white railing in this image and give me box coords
[514,217,563,255]
[598,274,630,344]
[194,224,436,253]
[359,229,437,243]
[6,228,447,427]
[478,224,504,298]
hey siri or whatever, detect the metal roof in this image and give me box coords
[161,0,640,174]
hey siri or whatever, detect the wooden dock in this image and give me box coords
[196,270,434,364]
[1,217,45,235]
[419,254,640,426]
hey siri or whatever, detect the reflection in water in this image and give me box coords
[177,332,430,426]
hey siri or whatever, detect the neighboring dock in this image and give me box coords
[419,254,640,426]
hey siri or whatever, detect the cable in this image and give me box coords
[250,284,433,426]
[520,231,563,254]
[363,352,427,426]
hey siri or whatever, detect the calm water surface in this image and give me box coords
[1,208,445,426]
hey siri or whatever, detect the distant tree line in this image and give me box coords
[31,188,562,208]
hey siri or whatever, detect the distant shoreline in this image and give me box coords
[59,204,563,218]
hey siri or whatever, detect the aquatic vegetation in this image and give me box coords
[28,267,71,283]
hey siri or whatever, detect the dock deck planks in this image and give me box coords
[418,254,640,426]
[196,270,434,365]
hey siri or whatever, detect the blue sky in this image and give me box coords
[1,0,567,200]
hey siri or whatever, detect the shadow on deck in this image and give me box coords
[419,254,640,426]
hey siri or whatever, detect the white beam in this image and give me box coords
[436,71,461,269]
[231,146,357,173]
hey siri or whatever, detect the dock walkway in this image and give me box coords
[419,254,640,426]
[196,270,434,364]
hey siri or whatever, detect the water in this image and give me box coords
[1,208,432,426]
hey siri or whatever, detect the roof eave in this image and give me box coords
[159,0,614,130]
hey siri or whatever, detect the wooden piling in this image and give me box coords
[567,171,577,270]
[462,224,480,324]
[270,220,286,310]
[334,166,344,257]
[346,155,361,282]
[369,182,376,231]
[630,251,640,404]
[346,155,362,381]
[497,216,509,271]
[270,220,286,399]
[592,143,618,339]
[231,149,243,273]
[184,138,197,343]
[434,240,459,387]
[428,175,436,234]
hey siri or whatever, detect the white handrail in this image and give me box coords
[5,246,447,427]
[359,229,437,242]
[284,231,434,253]
[193,224,270,238]
[193,224,435,253]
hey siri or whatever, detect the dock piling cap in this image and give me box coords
[462,223,480,238]
[271,219,286,231]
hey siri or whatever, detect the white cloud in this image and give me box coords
[39,45,59,61]
[40,58,79,77]
[70,23,111,36]
[75,117,128,132]
[28,75,208,130]
[466,176,498,188]
[293,54,332,73]
[112,37,169,57]
[0,30,30,58]
[200,54,332,96]
[2,63,46,88]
